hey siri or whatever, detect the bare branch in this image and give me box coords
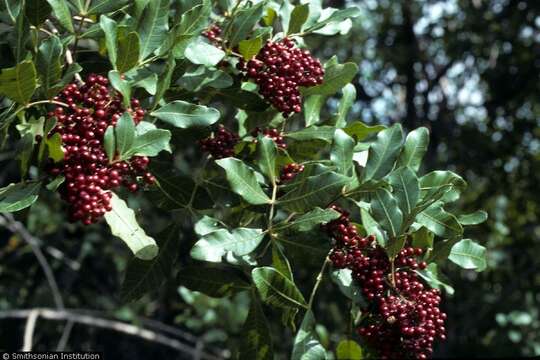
[22,309,39,351]
[0,309,225,360]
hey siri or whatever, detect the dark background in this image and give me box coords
[0,0,539,358]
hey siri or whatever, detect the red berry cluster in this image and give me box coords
[279,163,304,182]
[199,125,239,159]
[46,74,155,225]
[202,24,222,45]
[323,205,446,359]
[252,128,287,149]
[237,38,324,117]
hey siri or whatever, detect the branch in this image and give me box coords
[22,309,39,351]
[0,309,225,360]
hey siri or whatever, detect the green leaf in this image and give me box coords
[330,129,354,175]
[116,31,140,73]
[252,267,307,309]
[361,207,386,247]
[45,132,64,162]
[371,188,403,239]
[301,58,357,97]
[120,225,180,302]
[185,38,225,67]
[194,216,221,236]
[151,54,175,108]
[343,121,386,142]
[415,202,463,238]
[0,181,41,212]
[411,226,434,249]
[114,112,135,157]
[397,127,429,172]
[87,0,129,15]
[123,124,171,158]
[287,125,335,142]
[458,210,488,225]
[100,15,118,68]
[419,170,467,204]
[336,340,363,360]
[333,84,356,128]
[239,36,263,60]
[277,207,340,233]
[304,95,326,127]
[138,0,169,59]
[25,0,51,26]
[291,310,326,360]
[151,100,220,128]
[103,126,115,162]
[448,239,487,271]
[47,0,74,32]
[331,269,365,306]
[227,1,265,47]
[277,231,330,268]
[150,170,212,210]
[178,66,233,92]
[215,158,270,205]
[177,265,250,297]
[415,263,455,295]
[272,243,293,280]
[190,228,265,262]
[363,123,404,181]
[279,170,349,212]
[103,193,158,260]
[36,35,62,94]
[288,4,309,35]
[387,167,419,217]
[304,7,361,33]
[108,70,131,107]
[239,293,274,360]
[0,60,37,104]
[256,136,277,181]
[46,176,64,191]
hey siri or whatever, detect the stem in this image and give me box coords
[390,259,396,287]
[45,20,83,85]
[307,256,331,309]
[267,177,278,233]
[15,100,69,116]
[221,0,244,50]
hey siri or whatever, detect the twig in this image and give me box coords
[56,320,75,351]
[307,256,331,309]
[0,309,224,360]
[22,309,39,351]
[0,214,65,310]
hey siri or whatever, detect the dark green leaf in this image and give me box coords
[272,243,293,280]
[108,70,131,107]
[47,0,74,32]
[387,167,420,217]
[301,58,358,97]
[239,293,274,360]
[277,231,330,268]
[361,207,386,247]
[151,54,175,108]
[120,225,180,302]
[45,176,64,191]
[25,0,51,26]
[415,202,463,238]
[397,127,429,172]
[227,1,265,47]
[371,188,403,239]
[330,129,354,175]
[178,265,250,297]
[419,170,467,204]
[151,100,220,128]
[256,136,277,181]
[411,226,434,249]
[277,207,340,233]
[114,112,135,157]
[252,266,307,309]
[333,84,356,128]
[331,269,365,306]
[343,121,386,142]
[415,263,455,295]
[288,4,309,35]
[287,125,335,142]
[215,157,270,205]
[87,0,129,15]
[138,0,169,59]
[304,95,326,127]
[0,181,41,212]
[117,31,140,73]
[100,15,117,67]
[0,60,37,104]
[36,35,62,94]
[103,126,115,162]
[362,123,404,181]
